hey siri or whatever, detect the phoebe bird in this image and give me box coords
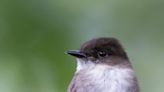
[66,37,139,92]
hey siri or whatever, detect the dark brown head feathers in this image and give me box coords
[80,37,128,60]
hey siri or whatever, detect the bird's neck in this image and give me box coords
[73,59,138,92]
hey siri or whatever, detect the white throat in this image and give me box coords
[75,58,135,92]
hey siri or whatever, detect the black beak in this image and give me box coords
[66,50,86,58]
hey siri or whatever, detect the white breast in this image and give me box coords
[75,59,135,92]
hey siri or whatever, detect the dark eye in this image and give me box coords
[98,51,107,57]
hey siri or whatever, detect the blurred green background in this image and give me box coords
[0,0,164,92]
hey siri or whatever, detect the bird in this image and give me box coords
[66,37,139,92]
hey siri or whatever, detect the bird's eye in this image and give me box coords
[98,51,107,57]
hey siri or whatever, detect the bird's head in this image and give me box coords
[66,37,129,66]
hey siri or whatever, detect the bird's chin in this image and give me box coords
[75,58,97,71]
[75,58,104,73]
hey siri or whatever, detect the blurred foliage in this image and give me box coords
[0,0,164,92]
